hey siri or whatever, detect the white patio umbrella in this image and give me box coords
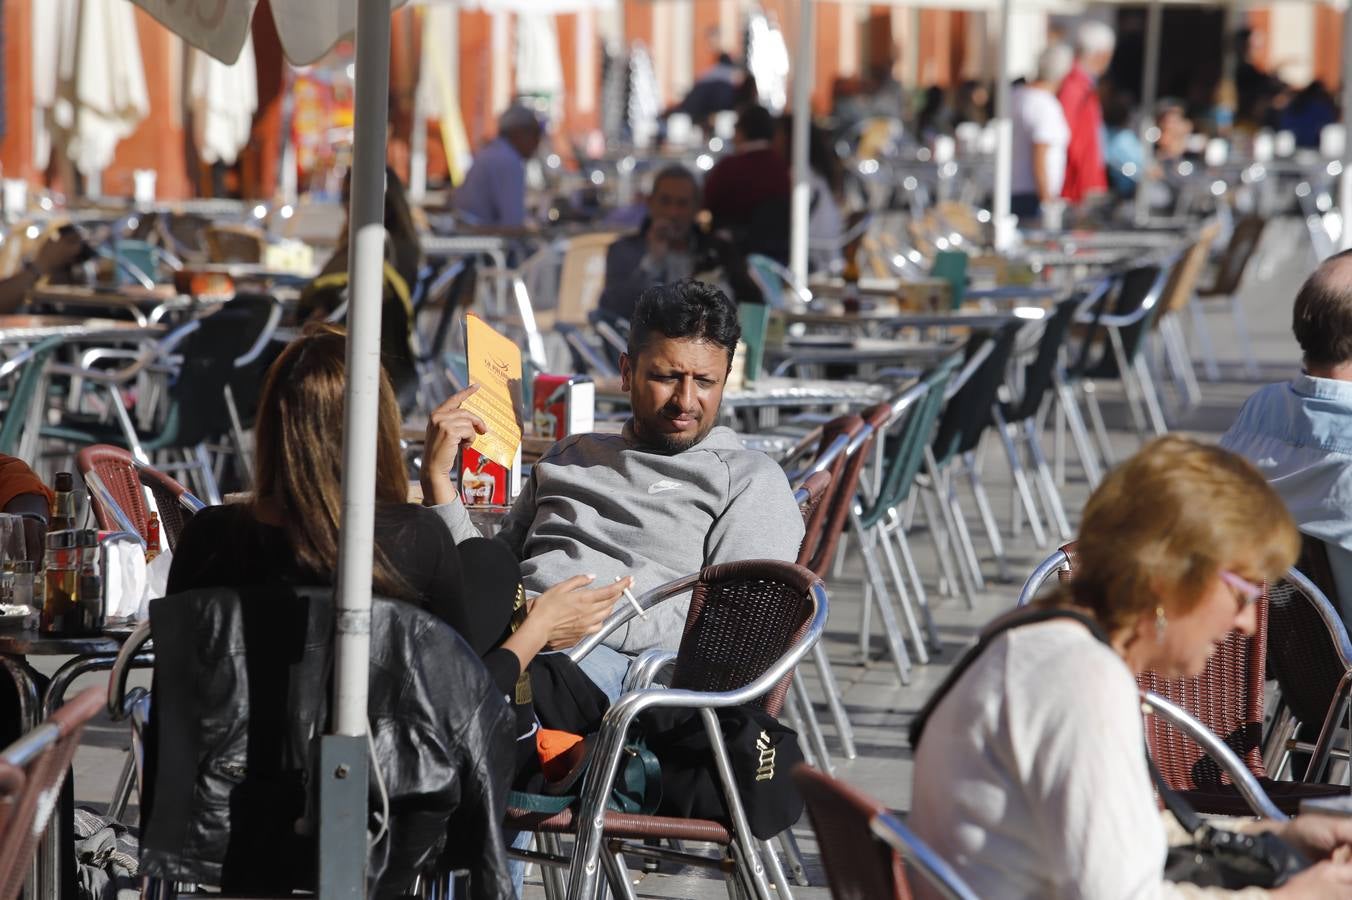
[188,35,259,167]
[130,1,406,895]
[33,0,151,194]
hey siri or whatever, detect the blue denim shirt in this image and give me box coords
[1220,374,1352,622]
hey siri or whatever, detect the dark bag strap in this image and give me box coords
[908,606,1109,749]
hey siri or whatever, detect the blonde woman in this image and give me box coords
[912,437,1352,898]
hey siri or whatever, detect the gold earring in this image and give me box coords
[1154,606,1168,643]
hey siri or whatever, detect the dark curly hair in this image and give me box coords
[626,280,742,370]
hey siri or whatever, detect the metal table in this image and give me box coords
[592,375,890,411]
[780,307,1043,332]
[28,285,204,326]
[0,315,166,345]
[766,336,956,374]
[0,627,151,900]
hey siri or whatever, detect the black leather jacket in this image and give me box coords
[137,585,516,900]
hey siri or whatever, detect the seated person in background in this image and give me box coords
[298,166,422,411]
[596,165,760,328]
[452,104,543,230]
[1103,90,1148,199]
[0,226,88,314]
[702,105,791,262]
[1221,251,1352,624]
[913,436,1352,899]
[168,325,629,769]
[0,455,52,560]
[423,281,804,700]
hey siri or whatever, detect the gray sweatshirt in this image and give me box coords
[436,423,804,653]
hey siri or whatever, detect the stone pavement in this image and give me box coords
[43,216,1317,899]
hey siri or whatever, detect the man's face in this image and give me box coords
[646,177,698,239]
[620,336,730,453]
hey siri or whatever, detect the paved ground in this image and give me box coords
[47,216,1318,898]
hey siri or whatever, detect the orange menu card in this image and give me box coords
[463,314,524,469]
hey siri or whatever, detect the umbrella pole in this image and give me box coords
[789,0,815,286]
[991,0,1014,250]
[1341,6,1352,250]
[321,0,392,896]
[1133,0,1163,226]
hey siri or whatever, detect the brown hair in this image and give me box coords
[1067,436,1299,636]
[252,323,411,598]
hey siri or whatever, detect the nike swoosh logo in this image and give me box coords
[648,480,683,495]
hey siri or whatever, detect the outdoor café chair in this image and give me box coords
[0,336,65,461]
[507,560,827,900]
[76,444,205,549]
[1264,564,1352,785]
[1192,215,1266,381]
[852,356,963,679]
[41,303,272,504]
[1073,258,1178,444]
[793,764,979,900]
[1149,221,1222,412]
[1018,545,1350,815]
[995,285,1112,541]
[928,322,1029,585]
[0,686,106,900]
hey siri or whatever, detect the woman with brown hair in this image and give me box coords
[168,324,629,716]
[911,436,1352,898]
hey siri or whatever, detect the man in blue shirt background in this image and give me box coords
[1221,250,1352,623]
[453,104,543,229]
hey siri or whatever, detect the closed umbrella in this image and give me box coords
[34,0,150,192]
[188,36,259,167]
[130,2,405,896]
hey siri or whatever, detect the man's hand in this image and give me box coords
[646,220,678,263]
[33,229,86,278]
[420,384,487,506]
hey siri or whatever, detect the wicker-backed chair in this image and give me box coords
[0,687,106,900]
[794,765,978,900]
[792,471,832,531]
[76,444,205,550]
[1265,564,1352,784]
[509,560,827,900]
[1018,546,1349,815]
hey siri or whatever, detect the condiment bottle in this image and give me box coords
[51,473,77,533]
[145,512,162,563]
[41,530,79,634]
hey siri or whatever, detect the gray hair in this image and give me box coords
[1036,43,1075,85]
[497,104,541,134]
[1076,20,1116,58]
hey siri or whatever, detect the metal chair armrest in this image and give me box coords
[1139,690,1288,822]
[1015,549,1071,608]
[567,573,703,662]
[871,811,980,900]
[623,649,677,692]
[108,620,153,720]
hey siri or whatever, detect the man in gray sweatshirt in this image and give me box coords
[422,280,804,698]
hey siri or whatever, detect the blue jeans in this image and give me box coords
[575,644,634,702]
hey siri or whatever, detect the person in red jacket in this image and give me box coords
[1057,21,1115,205]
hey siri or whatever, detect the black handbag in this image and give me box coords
[1152,761,1309,889]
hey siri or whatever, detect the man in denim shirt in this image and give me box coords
[1220,251,1352,623]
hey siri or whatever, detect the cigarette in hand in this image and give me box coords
[617,576,646,620]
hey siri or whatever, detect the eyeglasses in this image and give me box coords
[1219,570,1264,610]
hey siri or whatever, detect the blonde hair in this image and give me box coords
[1069,436,1298,636]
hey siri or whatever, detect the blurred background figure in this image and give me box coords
[452,103,544,229]
[1011,44,1074,223]
[1058,20,1114,205]
[703,104,791,263]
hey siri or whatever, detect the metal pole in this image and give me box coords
[1341,6,1352,250]
[789,0,815,285]
[321,0,390,895]
[991,0,1014,250]
[1133,0,1163,225]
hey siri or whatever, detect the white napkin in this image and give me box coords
[102,538,148,619]
[140,549,174,620]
